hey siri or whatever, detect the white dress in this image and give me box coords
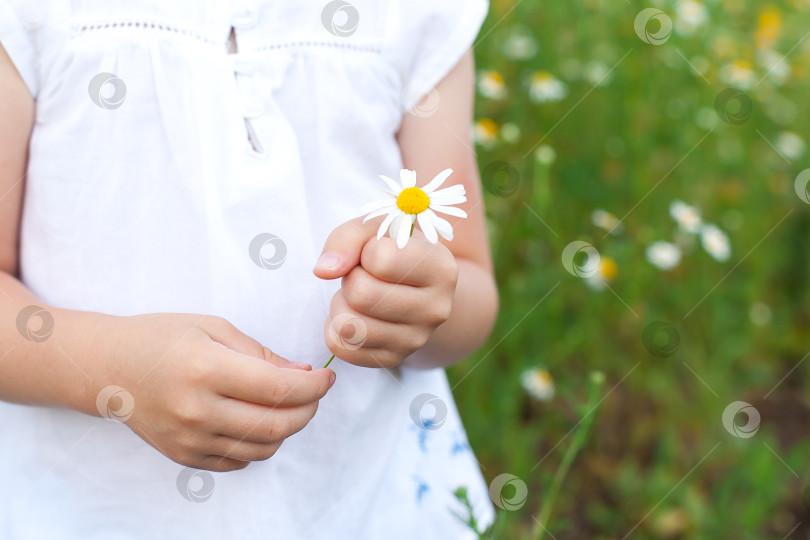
[0,0,494,538]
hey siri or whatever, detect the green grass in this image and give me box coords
[449,1,810,537]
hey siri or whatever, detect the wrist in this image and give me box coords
[51,307,123,417]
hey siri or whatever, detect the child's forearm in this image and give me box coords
[403,258,498,369]
[0,271,102,414]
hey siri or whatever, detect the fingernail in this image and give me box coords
[328,371,336,388]
[315,251,341,272]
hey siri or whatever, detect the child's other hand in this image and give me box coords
[94,314,335,472]
[313,217,459,368]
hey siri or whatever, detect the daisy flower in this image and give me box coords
[361,169,467,249]
[675,0,708,35]
[502,32,538,61]
[669,200,702,233]
[700,224,731,261]
[591,209,623,235]
[477,70,506,100]
[719,60,756,90]
[775,131,805,160]
[646,241,682,270]
[521,367,555,401]
[585,256,618,291]
[473,118,499,147]
[529,71,567,103]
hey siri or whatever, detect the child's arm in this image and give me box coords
[314,51,499,369]
[0,45,335,472]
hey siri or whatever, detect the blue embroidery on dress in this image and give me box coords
[409,421,432,453]
[450,430,471,456]
[413,475,430,504]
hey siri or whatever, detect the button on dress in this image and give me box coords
[0,0,494,538]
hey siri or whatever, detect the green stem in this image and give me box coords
[534,372,604,540]
[410,222,415,236]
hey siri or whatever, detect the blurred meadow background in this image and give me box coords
[448,0,810,537]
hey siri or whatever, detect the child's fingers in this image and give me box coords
[360,234,457,287]
[213,398,319,445]
[313,216,379,280]
[202,316,310,370]
[214,353,334,407]
[212,438,284,463]
[340,266,449,325]
[324,292,427,368]
[196,455,251,473]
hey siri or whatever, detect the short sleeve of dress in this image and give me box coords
[386,0,489,112]
[0,0,39,97]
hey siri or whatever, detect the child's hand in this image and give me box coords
[313,217,459,368]
[90,314,335,472]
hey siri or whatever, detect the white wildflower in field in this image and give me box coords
[646,241,682,271]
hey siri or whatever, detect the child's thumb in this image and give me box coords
[313,216,379,280]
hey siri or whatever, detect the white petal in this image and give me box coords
[430,204,468,218]
[400,169,417,188]
[422,168,454,194]
[379,175,404,193]
[417,211,439,244]
[396,214,414,248]
[363,207,395,222]
[389,213,408,240]
[426,210,454,241]
[429,195,467,206]
[360,198,395,214]
[430,184,466,199]
[376,211,397,239]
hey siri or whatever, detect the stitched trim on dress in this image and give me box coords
[255,41,381,54]
[73,21,220,46]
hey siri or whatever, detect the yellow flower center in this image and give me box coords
[396,187,430,215]
[600,257,618,280]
